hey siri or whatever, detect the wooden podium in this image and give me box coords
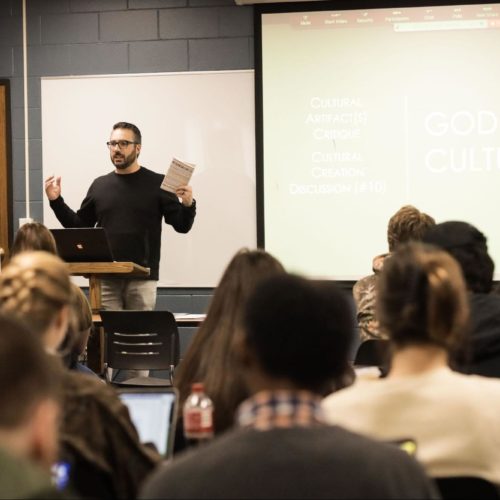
[67,261,150,374]
[67,261,150,313]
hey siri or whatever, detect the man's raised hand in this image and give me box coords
[44,175,62,201]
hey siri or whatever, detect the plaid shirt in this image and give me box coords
[236,390,325,431]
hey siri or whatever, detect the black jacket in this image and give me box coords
[455,293,500,377]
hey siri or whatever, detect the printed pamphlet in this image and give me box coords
[161,158,195,193]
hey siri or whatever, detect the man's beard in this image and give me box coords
[112,151,137,169]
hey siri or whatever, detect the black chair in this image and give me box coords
[100,310,180,386]
[354,339,390,369]
[434,476,500,499]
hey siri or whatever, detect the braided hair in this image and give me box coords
[0,251,72,337]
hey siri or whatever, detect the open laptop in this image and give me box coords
[51,228,115,262]
[117,387,178,458]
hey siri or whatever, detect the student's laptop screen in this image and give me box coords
[118,388,177,458]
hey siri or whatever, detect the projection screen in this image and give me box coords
[256,1,500,280]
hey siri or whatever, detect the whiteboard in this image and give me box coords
[41,71,256,287]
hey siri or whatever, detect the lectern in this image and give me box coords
[67,261,150,313]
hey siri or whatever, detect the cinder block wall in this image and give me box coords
[0,0,254,313]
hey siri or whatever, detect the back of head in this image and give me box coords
[181,248,285,355]
[210,248,286,316]
[69,283,92,334]
[422,221,494,293]
[377,242,469,351]
[60,283,93,367]
[0,314,59,430]
[243,273,355,394]
[387,205,435,252]
[0,251,71,339]
[10,222,58,258]
[175,248,285,432]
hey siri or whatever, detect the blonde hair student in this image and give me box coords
[0,251,160,498]
[0,251,71,352]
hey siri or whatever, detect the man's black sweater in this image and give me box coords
[49,167,196,280]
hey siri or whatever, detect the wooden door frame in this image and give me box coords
[0,80,13,263]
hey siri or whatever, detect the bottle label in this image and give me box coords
[184,409,213,439]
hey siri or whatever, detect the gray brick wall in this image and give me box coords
[1,0,254,308]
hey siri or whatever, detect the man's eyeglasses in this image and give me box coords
[106,140,138,149]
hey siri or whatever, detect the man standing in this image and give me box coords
[45,122,196,310]
[141,274,438,499]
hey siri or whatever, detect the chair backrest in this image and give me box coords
[100,310,180,371]
[434,476,500,499]
[354,339,390,368]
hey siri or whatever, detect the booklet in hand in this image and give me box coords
[161,158,195,194]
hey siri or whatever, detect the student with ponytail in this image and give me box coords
[323,242,500,484]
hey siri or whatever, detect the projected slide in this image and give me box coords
[260,3,500,279]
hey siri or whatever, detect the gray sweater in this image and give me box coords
[141,425,439,499]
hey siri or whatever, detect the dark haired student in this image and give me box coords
[142,274,438,499]
[45,121,196,310]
